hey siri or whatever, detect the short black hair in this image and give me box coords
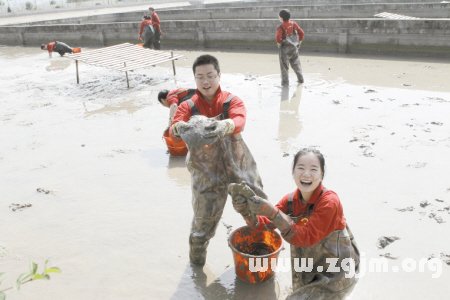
[158,89,169,103]
[279,9,291,21]
[40,44,46,50]
[192,54,220,74]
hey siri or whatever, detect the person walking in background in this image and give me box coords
[149,7,161,49]
[138,14,155,49]
[40,41,78,57]
[276,9,305,86]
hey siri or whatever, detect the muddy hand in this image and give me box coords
[247,195,278,220]
[228,183,258,227]
[228,182,257,199]
[233,195,257,227]
[172,121,192,138]
[228,183,253,214]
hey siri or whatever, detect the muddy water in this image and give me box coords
[1,46,450,299]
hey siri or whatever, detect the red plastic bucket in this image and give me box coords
[163,129,188,156]
[228,225,283,284]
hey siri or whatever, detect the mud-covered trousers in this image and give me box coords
[279,43,303,85]
[54,41,73,56]
[287,226,360,300]
[142,26,155,49]
[152,31,161,50]
[186,134,266,265]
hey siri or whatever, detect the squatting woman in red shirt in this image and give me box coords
[229,148,360,299]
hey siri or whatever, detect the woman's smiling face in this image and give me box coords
[292,152,323,193]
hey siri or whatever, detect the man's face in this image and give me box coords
[194,64,220,101]
[160,99,169,107]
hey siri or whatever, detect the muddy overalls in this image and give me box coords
[54,41,73,56]
[142,24,155,48]
[285,191,360,300]
[185,94,267,265]
[279,23,303,85]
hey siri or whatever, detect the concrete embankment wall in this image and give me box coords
[1,18,449,58]
[16,2,450,24]
[202,0,441,8]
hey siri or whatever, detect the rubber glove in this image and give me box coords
[171,121,191,138]
[228,183,257,227]
[231,182,295,240]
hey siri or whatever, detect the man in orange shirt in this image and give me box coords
[138,14,155,48]
[149,7,161,49]
[40,41,73,58]
[170,55,266,266]
[275,9,305,86]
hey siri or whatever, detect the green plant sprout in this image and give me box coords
[0,260,61,299]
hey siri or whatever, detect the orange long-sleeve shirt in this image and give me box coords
[46,42,56,53]
[166,88,195,106]
[275,20,305,44]
[258,184,346,248]
[139,19,153,36]
[170,87,246,135]
[151,11,161,33]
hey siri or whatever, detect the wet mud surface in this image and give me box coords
[0,46,450,299]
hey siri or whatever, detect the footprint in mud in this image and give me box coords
[441,253,450,265]
[428,213,445,224]
[9,203,32,212]
[377,236,400,249]
[401,199,449,223]
[420,201,431,208]
[112,149,133,154]
[407,162,427,168]
[396,206,414,212]
[361,146,375,157]
[36,187,53,194]
[425,97,448,103]
[379,253,398,260]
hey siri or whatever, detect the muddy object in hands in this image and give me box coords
[179,115,220,147]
